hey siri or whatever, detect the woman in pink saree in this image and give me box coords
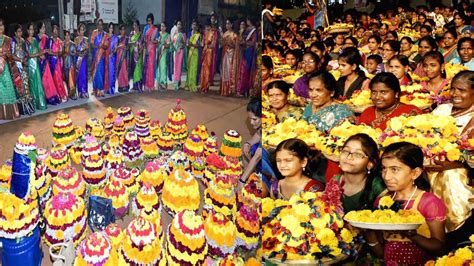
[142,13,159,91]
[172,21,185,90]
[220,19,238,96]
[116,24,129,92]
[37,22,60,105]
[49,24,68,102]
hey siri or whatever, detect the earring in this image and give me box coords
[303,166,306,171]
[367,169,371,174]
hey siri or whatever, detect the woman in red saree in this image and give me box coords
[359,72,420,131]
[199,25,218,93]
[220,19,238,96]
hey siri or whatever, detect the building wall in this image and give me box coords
[122,0,164,25]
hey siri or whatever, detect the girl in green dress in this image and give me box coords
[25,23,47,110]
[185,21,201,92]
[156,22,170,91]
[0,18,20,120]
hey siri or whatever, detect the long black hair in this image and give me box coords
[342,133,384,210]
[381,142,431,191]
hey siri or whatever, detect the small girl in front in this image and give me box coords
[366,142,446,265]
[270,138,324,199]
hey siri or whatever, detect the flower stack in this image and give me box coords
[183,133,204,160]
[103,107,116,137]
[104,146,124,177]
[82,154,107,188]
[69,136,84,165]
[135,109,151,139]
[85,118,105,142]
[162,169,200,217]
[112,116,126,140]
[191,124,209,142]
[158,131,175,156]
[149,120,162,141]
[81,136,102,165]
[237,173,263,210]
[261,180,361,262]
[139,208,162,239]
[122,131,144,168]
[0,191,40,239]
[204,132,219,157]
[425,235,474,265]
[343,89,373,113]
[119,217,162,265]
[263,117,321,148]
[191,156,206,179]
[164,99,188,144]
[74,232,119,266]
[141,136,159,159]
[36,147,50,164]
[203,153,227,187]
[381,114,461,164]
[101,178,130,218]
[46,144,71,177]
[53,167,86,198]
[138,161,167,194]
[43,192,87,248]
[117,106,135,130]
[204,212,237,259]
[52,113,76,148]
[167,150,191,173]
[219,130,243,160]
[34,163,52,207]
[204,175,237,219]
[223,155,242,186]
[104,223,124,250]
[314,121,382,161]
[0,159,12,189]
[112,168,138,195]
[399,83,434,110]
[131,183,161,216]
[163,210,208,265]
[235,205,260,251]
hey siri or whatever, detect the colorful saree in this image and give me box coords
[220,31,238,96]
[440,45,459,64]
[156,32,170,89]
[26,37,47,110]
[49,37,68,101]
[10,36,35,115]
[129,31,143,91]
[107,34,118,94]
[0,35,20,119]
[38,34,60,105]
[185,31,201,92]
[143,25,158,91]
[172,32,185,90]
[63,40,77,99]
[116,35,129,92]
[302,103,354,133]
[91,30,107,93]
[75,36,89,97]
[236,27,256,96]
[199,28,218,93]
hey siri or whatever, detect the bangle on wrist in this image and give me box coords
[239,178,246,184]
[367,241,379,247]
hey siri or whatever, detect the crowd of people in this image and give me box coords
[261,1,474,265]
[0,13,260,120]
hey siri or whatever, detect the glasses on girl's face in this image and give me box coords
[340,150,367,159]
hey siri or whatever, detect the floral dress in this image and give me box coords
[302,103,354,133]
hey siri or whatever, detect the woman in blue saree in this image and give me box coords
[107,23,118,94]
[75,23,89,98]
[90,19,107,97]
[62,30,77,100]
[302,71,354,133]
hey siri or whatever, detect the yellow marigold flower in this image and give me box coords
[446,144,461,161]
[311,217,328,230]
[453,246,473,261]
[294,203,312,221]
[340,228,353,243]
[469,234,474,244]
[330,247,342,256]
[379,196,394,208]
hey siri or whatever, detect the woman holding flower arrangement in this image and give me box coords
[365,142,447,265]
[267,80,303,122]
[358,72,421,130]
[334,133,386,213]
[336,47,369,99]
[270,138,324,199]
[430,70,474,250]
[302,71,355,133]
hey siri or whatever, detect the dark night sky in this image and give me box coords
[0,0,60,24]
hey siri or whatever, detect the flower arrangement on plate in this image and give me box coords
[445,63,469,80]
[262,110,277,129]
[263,117,322,149]
[262,179,361,263]
[381,114,461,164]
[345,196,425,230]
[314,121,381,161]
[343,89,373,113]
[425,234,474,265]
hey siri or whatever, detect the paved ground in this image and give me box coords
[0,86,253,265]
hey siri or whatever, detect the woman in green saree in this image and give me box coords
[186,21,201,92]
[0,18,20,120]
[25,23,47,110]
[156,22,171,91]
